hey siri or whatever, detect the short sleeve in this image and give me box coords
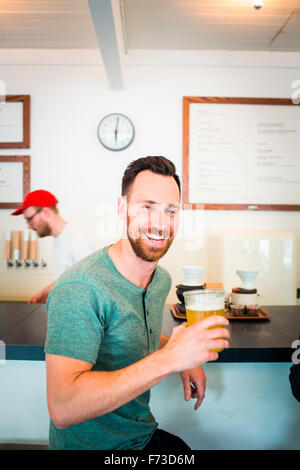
[45,280,106,364]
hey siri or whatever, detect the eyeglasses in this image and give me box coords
[25,208,42,224]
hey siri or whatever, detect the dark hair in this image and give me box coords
[122,156,181,197]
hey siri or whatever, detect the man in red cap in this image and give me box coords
[12,189,95,303]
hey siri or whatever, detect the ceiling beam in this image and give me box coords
[87,0,124,89]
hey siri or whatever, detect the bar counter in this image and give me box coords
[1,302,299,362]
[0,301,300,449]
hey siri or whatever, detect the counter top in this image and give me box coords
[163,305,300,362]
[1,302,299,362]
[0,302,47,361]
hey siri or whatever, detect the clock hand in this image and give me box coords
[114,117,119,142]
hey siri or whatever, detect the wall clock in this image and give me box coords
[97,113,135,151]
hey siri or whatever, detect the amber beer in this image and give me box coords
[183,289,225,352]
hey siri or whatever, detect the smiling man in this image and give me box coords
[45,156,229,450]
[123,161,179,262]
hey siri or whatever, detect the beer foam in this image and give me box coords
[184,292,224,311]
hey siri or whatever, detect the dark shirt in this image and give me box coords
[289,335,300,403]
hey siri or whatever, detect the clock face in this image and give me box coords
[97,113,135,151]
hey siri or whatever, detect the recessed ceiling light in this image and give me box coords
[253,0,263,9]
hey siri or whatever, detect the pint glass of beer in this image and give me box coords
[183,289,226,352]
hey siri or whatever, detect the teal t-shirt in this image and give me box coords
[45,246,172,450]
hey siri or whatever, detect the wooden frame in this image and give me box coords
[182,97,300,211]
[0,95,30,148]
[0,156,30,209]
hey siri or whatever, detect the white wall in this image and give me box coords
[0,49,299,303]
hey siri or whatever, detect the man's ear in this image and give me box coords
[118,196,128,220]
[42,207,52,219]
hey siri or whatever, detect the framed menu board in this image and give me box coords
[0,95,30,148]
[0,156,30,209]
[182,97,300,211]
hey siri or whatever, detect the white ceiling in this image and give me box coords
[1,0,300,89]
[0,0,300,51]
[124,0,300,51]
[0,0,98,48]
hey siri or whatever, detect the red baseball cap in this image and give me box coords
[11,190,58,216]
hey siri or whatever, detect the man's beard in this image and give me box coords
[127,221,174,262]
[36,222,51,238]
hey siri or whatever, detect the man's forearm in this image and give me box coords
[47,348,173,429]
[47,316,229,429]
[46,281,56,291]
[28,281,56,304]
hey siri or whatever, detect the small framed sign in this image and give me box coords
[0,156,30,209]
[0,95,30,148]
